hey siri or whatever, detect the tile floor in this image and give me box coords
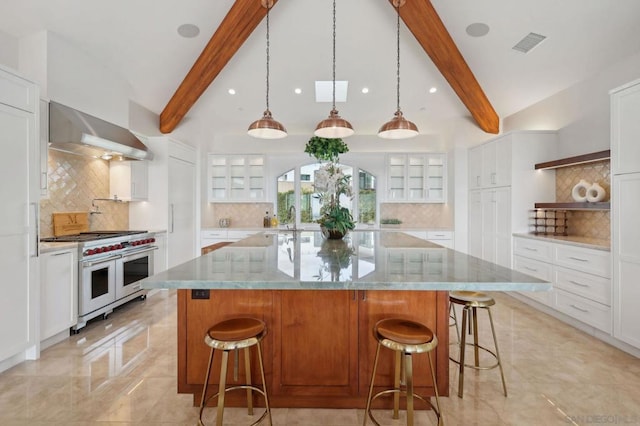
[1,290,639,425]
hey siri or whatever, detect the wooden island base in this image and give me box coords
[177,289,449,408]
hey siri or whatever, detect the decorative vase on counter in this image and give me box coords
[321,226,348,240]
[586,182,606,202]
[571,179,591,202]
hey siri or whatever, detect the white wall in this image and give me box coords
[0,30,18,70]
[504,51,640,157]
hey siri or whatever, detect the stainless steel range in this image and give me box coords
[41,230,157,331]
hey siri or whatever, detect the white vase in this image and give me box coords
[571,179,591,202]
[586,182,606,202]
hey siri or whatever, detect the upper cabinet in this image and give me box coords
[208,154,266,202]
[110,160,148,201]
[611,79,640,175]
[468,135,512,189]
[385,153,446,203]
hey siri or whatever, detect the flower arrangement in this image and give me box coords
[304,136,355,239]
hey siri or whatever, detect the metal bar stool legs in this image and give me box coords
[198,318,272,426]
[449,291,507,399]
[364,318,443,426]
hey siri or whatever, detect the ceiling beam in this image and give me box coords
[159,0,278,134]
[390,0,499,134]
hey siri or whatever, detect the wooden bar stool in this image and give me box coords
[364,318,443,426]
[198,317,272,426]
[449,291,507,398]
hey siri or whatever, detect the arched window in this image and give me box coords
[277,163,377,228]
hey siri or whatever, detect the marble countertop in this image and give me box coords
[39,241,78,254]
[141,230,550,292]
[513,233,610,251]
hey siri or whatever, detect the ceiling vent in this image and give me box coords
[512,32,546,53]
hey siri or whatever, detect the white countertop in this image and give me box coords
[141,230,549,292]
[513,233,610,251]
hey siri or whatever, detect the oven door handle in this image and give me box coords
[81,254,122,267]
[122,246,159,257]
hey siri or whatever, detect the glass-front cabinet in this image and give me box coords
[385,154,446,203]
[208,154,265,202]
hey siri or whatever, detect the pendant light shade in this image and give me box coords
[315,108,354,138]
[248,0,287,139]
[315,0,354,138]
[378,0,419,139]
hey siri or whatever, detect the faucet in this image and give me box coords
[287,205,296,231]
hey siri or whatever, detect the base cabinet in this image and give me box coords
[177,289,449,407]
[40,249,77,341]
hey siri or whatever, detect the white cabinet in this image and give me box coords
[0,66,39,366]
[611,79,640,350]
[467,131,557,264]
[426,231,454,249]
[385,153,446,203]
[39,99,49,198]
[153,232,167,274]
[40,249,77,341]
[201,229,260,248]
[110,160,148,201]
[513,236,611,333]
[208,154,266,202]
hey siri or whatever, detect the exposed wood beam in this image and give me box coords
[159,0,278,134]
[390,0,499,134]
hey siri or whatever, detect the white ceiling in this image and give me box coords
[2,0,640,142]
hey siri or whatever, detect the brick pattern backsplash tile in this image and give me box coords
[555,160,610,240]
[40,150,129,236]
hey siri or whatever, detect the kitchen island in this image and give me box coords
[141,230,550,408]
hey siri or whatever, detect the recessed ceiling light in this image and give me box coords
[429,87,437,94]
[465,22,490,38]
[177,23,200,38]
[294,88,302,94]
[228,89,236,95]
[361,87,369,94]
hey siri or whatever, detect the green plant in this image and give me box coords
[318,206,355,235]
[304,136,349,163]
[314,163,356,236]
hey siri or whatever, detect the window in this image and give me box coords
[276,163,377,228]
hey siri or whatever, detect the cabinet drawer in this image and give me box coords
[513,255,553,281]
[202,230,227,239]
[513,237,553,262]
[555,289,611,333]
[227,230,257,241]
[554,266,611,306]
[554,245,610,278]
[426,231,453,240]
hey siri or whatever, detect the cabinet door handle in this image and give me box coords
[361,290,366,301]
[170,204,175,233]
[491,172,496,184]
[568,256,589,262]
[569,304,589,313]
[476,176,480,187]
[524,247,538,252]
[524,266,538,272]
[352,290,357,301]
[41,171,48,191]
[569,280,589,288]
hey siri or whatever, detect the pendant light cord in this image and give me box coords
[395,3,401,112]
[265,2,271,111]
[332,0,337,110]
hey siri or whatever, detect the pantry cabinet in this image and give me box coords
[207,154,266,202]
[40,248,77,342]
[385,153,446,203]
[467,131,557,266]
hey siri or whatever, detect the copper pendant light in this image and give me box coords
[248,0,287,139]
[378,0,419,139]
[314,0,354,138]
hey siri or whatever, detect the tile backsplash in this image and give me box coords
[204,203,274,228]
[40,150,129,237]
[555,160,610,240]
[380,203,453,228]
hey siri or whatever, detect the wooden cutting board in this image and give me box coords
[52,212,89,236]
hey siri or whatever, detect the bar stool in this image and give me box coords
[364,318,442,426]
[198,317,272,426]
[449,291,507,398]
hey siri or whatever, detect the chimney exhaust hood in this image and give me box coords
[48,101,153,161]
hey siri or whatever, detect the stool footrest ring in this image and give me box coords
[449,342,501,371]
[367,389,441,426]
[200,384,269,426]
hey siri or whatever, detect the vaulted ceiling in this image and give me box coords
[2,0,640,145]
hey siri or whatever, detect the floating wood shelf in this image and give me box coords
[534,202,610,210]
[535,150,610,170]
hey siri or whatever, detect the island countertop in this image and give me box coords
[141,230,550,292]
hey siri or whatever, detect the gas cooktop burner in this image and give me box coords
[40,230,148,243]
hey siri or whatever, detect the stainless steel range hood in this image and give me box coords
[48,101,153,161]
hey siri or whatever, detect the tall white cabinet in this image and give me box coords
[467,131,557,267]
[129,137,197,271]
[611,79,640,350]
[0,66,40,368]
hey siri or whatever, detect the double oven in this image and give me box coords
[42,231,157,331]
